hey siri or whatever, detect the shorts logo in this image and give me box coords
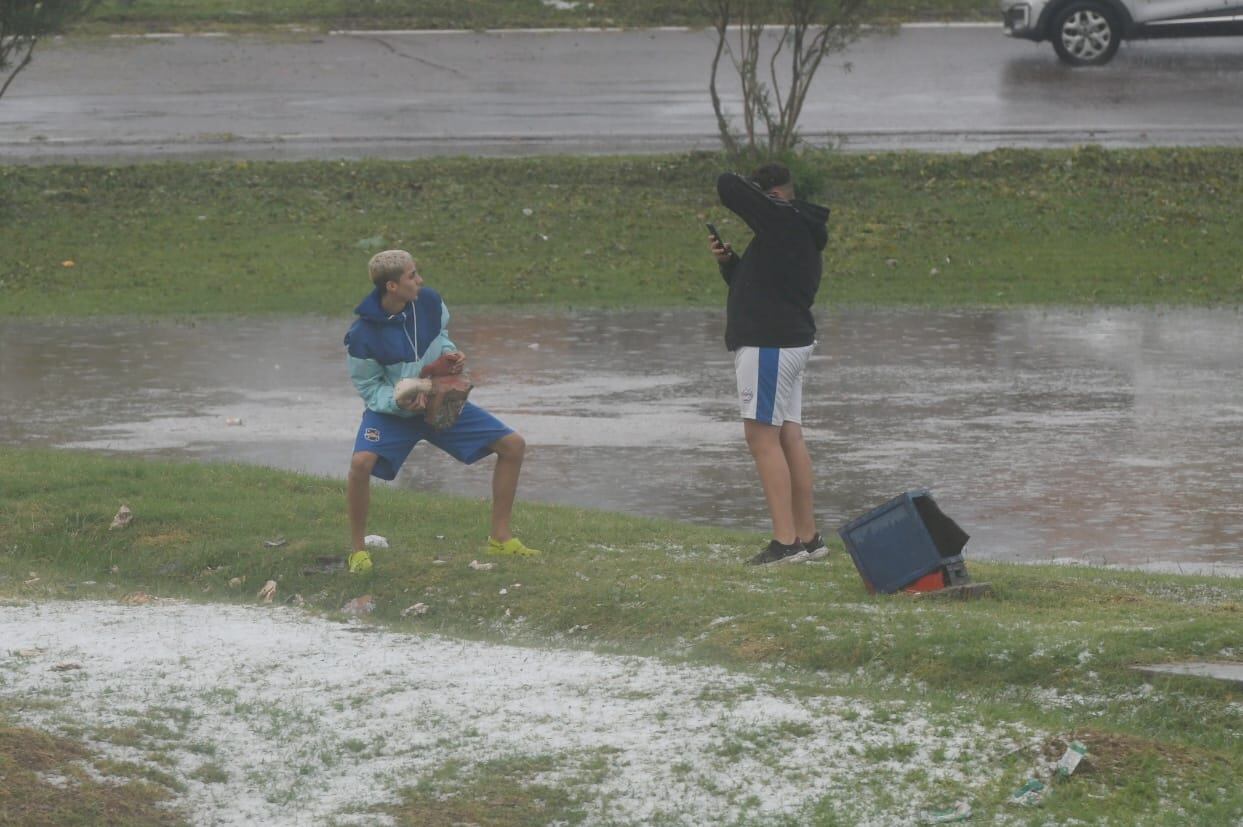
[364,427,381,443]
[740,387,754,404]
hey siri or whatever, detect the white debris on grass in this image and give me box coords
[1,600,1035,826]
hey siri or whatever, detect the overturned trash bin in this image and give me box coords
[838,490,985,597]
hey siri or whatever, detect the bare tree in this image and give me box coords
[704,0,869,156]
[1,0,96,101]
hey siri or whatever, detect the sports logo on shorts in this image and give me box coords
[364,427,381,443]
[740,387,754,404]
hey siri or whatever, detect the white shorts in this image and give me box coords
[734,344,814,425]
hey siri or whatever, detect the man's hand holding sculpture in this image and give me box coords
[395,360,473,430]
[419,350,466,378]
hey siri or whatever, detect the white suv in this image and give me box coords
[1001,0,1243,65]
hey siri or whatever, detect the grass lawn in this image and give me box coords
[74,0,1000,36]
[2,148,1242,317]
[1,447,1241,824]
[2,147,1241,822]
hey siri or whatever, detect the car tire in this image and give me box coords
[1050,1,1121,66]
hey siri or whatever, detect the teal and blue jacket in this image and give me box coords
[344,286,457,417]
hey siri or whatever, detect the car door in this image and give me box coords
[1129,0,1233,25]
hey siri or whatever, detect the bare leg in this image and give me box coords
[744,419,797,544]
[488,432,526,542]
[780,421,817,542]
[348,451,378,551]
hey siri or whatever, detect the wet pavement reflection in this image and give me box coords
[2,308,1240,573]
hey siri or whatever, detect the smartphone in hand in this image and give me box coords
[705,222,724,247]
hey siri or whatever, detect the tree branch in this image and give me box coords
[0,36,36,100]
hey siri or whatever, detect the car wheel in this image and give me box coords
[1051,1,1121,66]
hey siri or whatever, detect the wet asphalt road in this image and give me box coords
[2,26,1243,162]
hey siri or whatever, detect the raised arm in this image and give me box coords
[716,172,788,241]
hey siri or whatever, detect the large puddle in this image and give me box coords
[2,308,1240,574]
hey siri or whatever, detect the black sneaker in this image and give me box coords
[746,539,806,566]
[801,533,829,561]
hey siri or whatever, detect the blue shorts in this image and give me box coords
[353,403,513,481]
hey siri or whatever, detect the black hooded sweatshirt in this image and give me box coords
[716,172,830,351]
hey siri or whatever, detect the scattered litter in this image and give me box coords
[400,603,429,618]
[225,417,243,426]
[522,207,533,216]
[61,260,75,268]
[1134,661,1243,686]
[342,595,375,616]
[435,534,446,540]
[122,592,153,605]
[364,535,389,549]
[1010,778,1045,806]
[469,560,494,571]
[262,537,287,548]
[569,624,591,634]
[285,593,305,607]
[432,557,447,565]
[228,577,244,588]
[109,505,133,530]
[51,662,81,672]
[257,581,277,603]
[1056,740,1088,777]
[505,608,512,617]
[14,648,45,658]
[110,565,119,574]
[499,588,509,596]
[23,575,40,585]
[922,800,972,823]
[302,556,345,575]
[528,343,540,350]
[511,583,522,589]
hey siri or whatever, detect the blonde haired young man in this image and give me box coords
[343,250,539,573]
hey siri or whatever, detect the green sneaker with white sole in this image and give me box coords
[347,550,373,574]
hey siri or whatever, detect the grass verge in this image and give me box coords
[2,149,1243,317]
[72,0,998,36]
[1,446,1241,824]
[0,713,184,826]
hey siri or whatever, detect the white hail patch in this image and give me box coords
[1,600,1034,826]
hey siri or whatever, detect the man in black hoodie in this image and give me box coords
[711,162,831,565]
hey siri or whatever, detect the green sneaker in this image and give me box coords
[347,550,373,574]
[486,537,542,557]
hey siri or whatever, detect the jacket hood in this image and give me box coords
[793,199,830,252]
[354,285,410,323]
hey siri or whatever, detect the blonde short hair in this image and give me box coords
[368,249,414,288]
